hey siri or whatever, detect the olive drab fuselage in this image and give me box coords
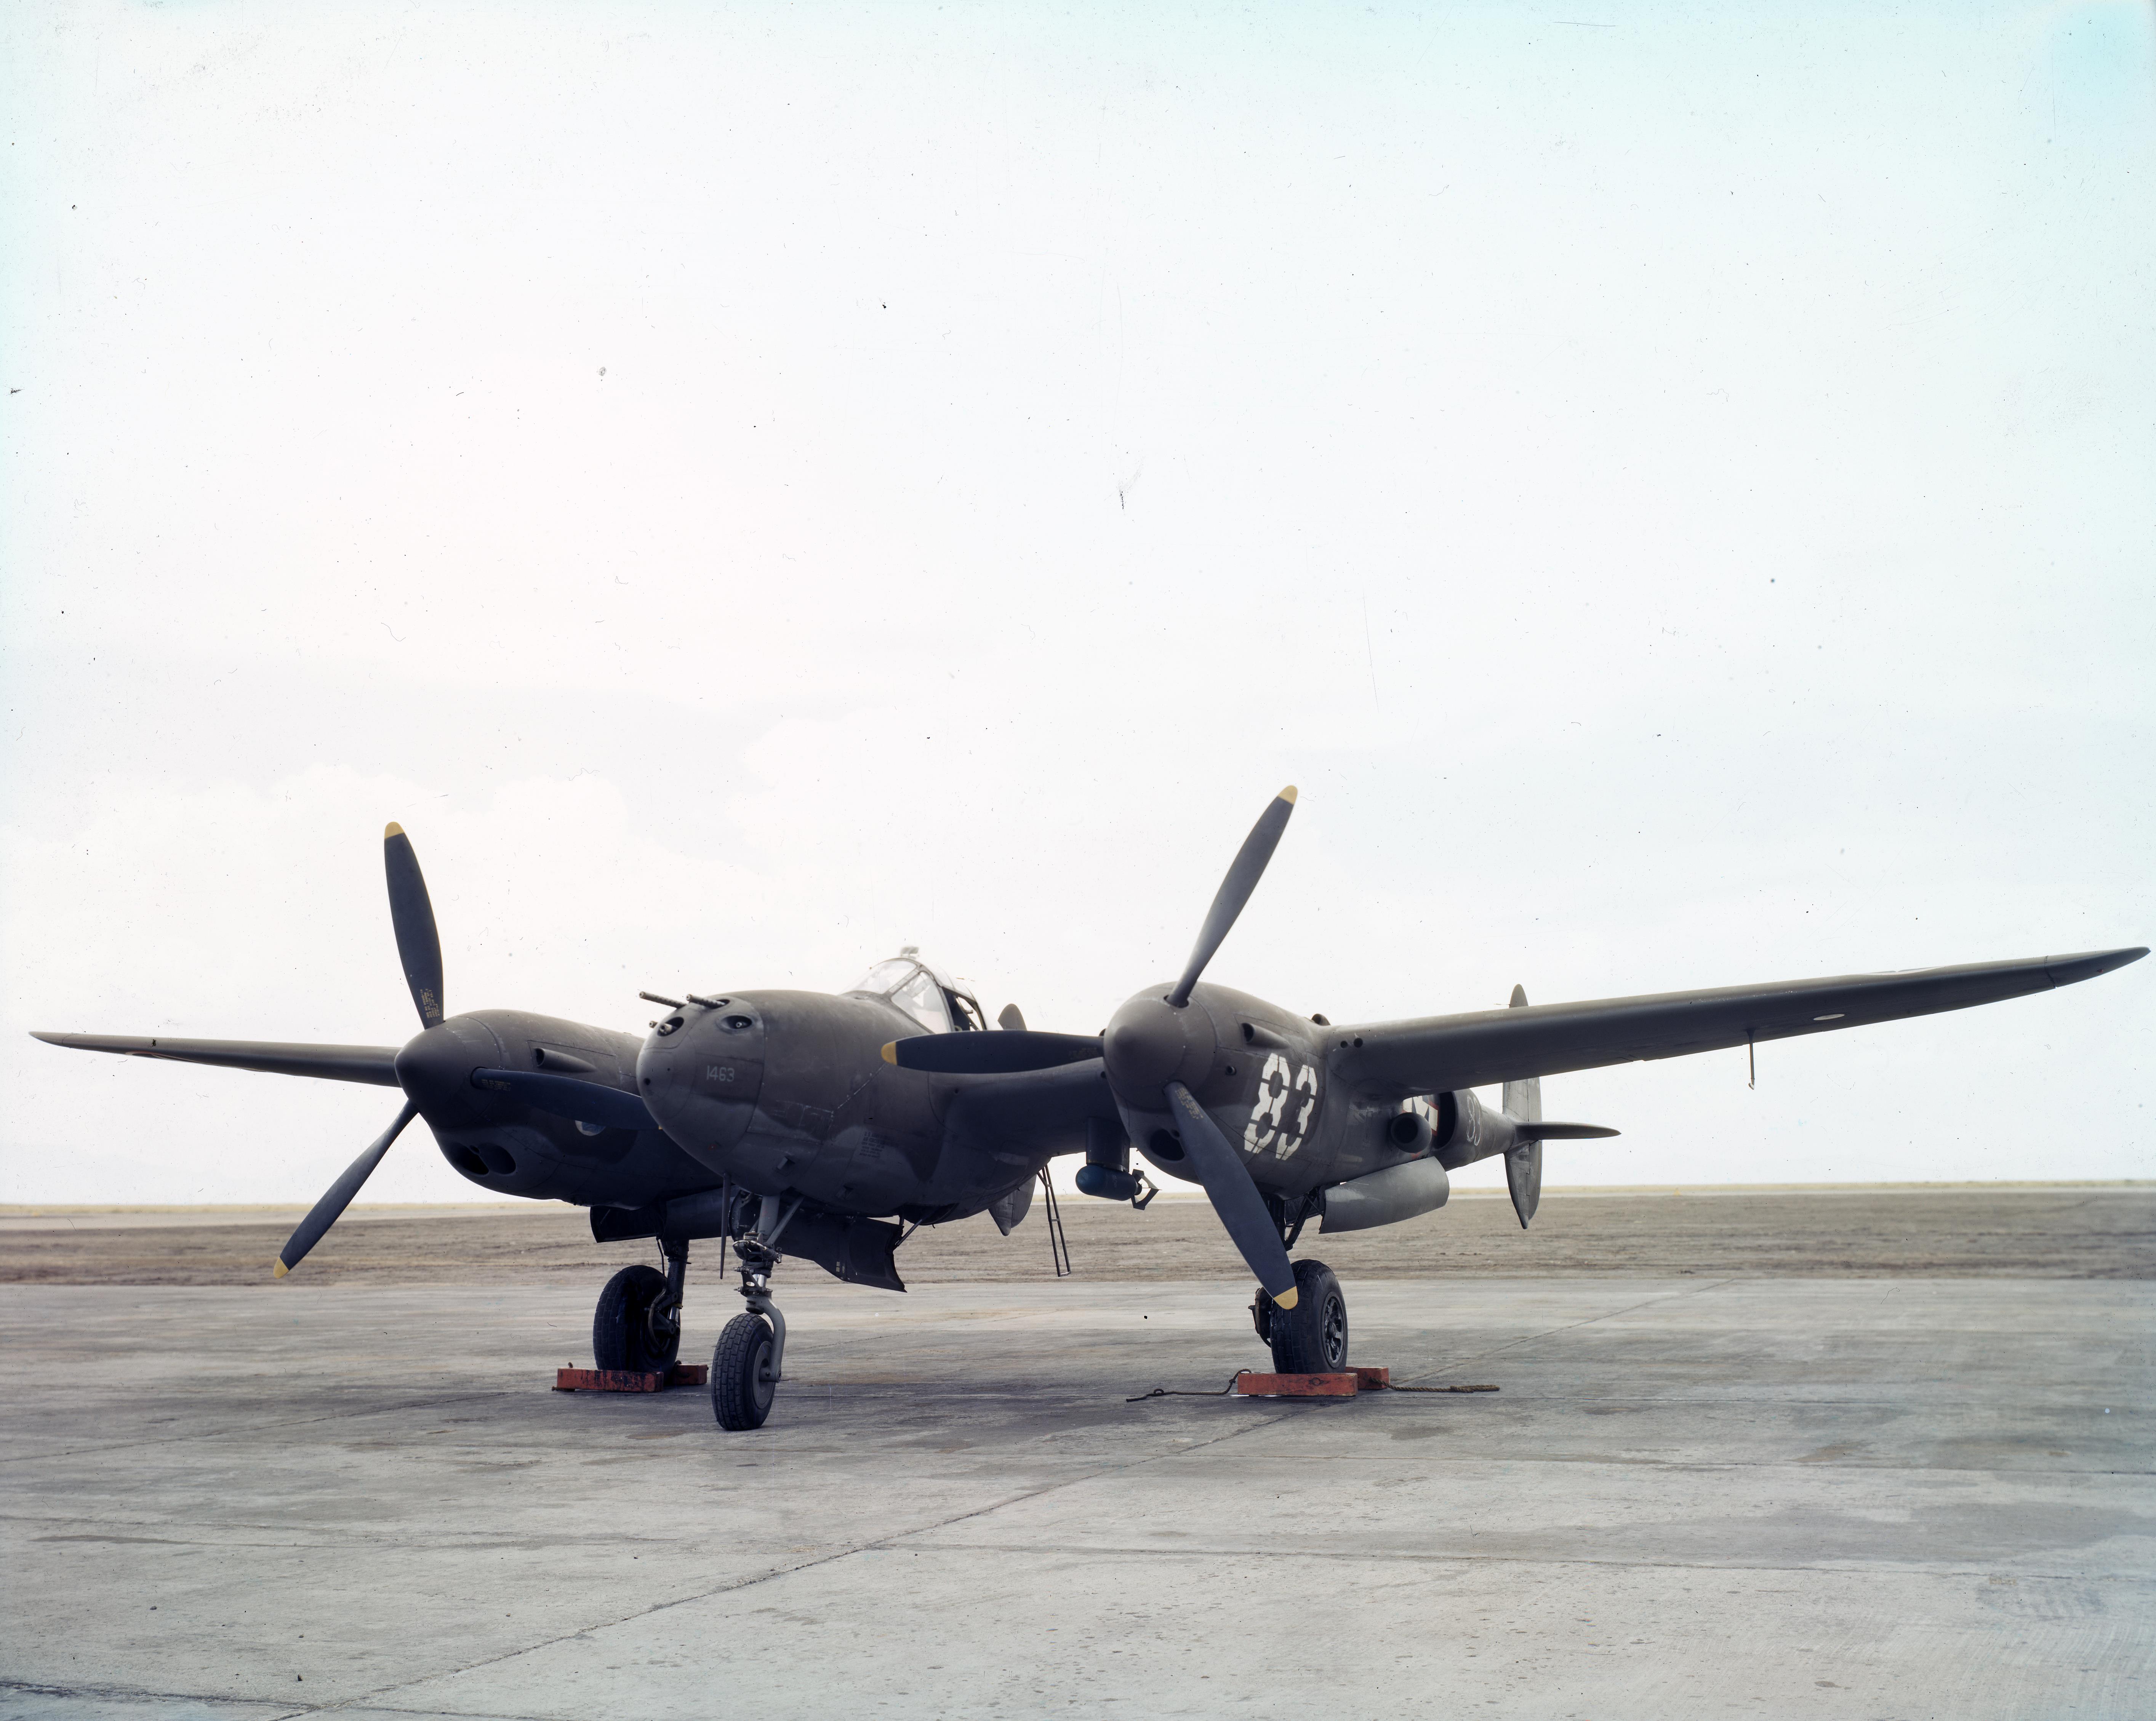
[634,989,975,1216]
[622,979,1423,1226]
[389,975,1439,1232]
[267,965,1570,1247]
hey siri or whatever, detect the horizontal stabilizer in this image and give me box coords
[1512,1121,1620,1142]
[29,1032,402,1087]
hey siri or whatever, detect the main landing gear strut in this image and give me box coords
[592,1236,688,1375]
[711,1194,796,1431]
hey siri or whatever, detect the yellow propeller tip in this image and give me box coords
[272,1259,290,1279]
[1278,786,1298,804]
[384,821,405,839]
[1273,1286,1299,1310]
[881,1042,898,1065]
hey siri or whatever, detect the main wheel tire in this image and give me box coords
[1267,1259,1348,1374]
[592,1264,680,1374]
[711,1313,777,1431]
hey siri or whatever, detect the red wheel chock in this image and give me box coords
[1234,1366,1390,1398]
[553,1363,709,1393]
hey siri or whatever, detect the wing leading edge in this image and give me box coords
[29,1032,403,1087]
[1336,947,2146,1101]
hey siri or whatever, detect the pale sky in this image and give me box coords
[3,0,2151,1206]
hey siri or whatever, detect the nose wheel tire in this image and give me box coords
[712,1313,778,1430]
[1266,1258,1348,1374]
[593,1263,682,1374]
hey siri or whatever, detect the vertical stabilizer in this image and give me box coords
[1501,985,1541,1229]
[1501,985,1541,1127]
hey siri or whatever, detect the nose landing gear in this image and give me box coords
[712,1195,795,1431]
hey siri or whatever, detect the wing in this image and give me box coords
[942,1058,1121,1161]
[30,1032,403,1087]
[1335,947,2146,1100]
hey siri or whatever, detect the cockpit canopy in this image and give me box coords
[847,949,986,1035]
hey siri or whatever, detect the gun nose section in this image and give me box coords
[634,1008,695,1112]
[635,1002,765,1161]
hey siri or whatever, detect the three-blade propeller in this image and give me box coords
[273,824,447,1276]
[886,786,1304,1305]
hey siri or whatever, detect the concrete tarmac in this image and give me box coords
[2,1270,2150,1719]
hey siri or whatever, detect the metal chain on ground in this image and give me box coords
[1378,1382,1498,1393]
[1127,1371,1246,1403]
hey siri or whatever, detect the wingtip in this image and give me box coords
[384,821,405,840]
[2047,946,2150,986]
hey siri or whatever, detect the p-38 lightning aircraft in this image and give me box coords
[35,790,2145,1430]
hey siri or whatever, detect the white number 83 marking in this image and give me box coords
[1245,1052,1320,1159]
